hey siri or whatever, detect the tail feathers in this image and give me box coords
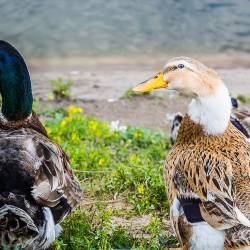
[0,205,39,248]
[32,207,56,250]
[0,193,60,249]
[0,206,59,250]
[0,205,38,233]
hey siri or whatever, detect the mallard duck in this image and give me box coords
[231,97,250,138]
[170,113,183,145]
[170,98,249,146]
[0,41,82,249]
[133,57,250,250]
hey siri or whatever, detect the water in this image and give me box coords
[0,0,250,58]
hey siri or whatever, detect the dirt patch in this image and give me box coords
[79,198,173,239]
[41,95,189,133]
[30,65,250,101]
[110,215,173,239]
[32,62,250,131]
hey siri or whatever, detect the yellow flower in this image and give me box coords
[134,130,141,139]
[88,120,98,131]
[98,158,106,167]
[67,105,84,114]
[60,116,73,128]
[130,154,139,163]
[46,127,52,136]
[111,171,118,177]
[60,119,67,128]
[137,184,145,195]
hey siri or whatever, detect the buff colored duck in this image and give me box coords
[170,98,249,146]
[133,57,250,250]
[0,41,82,249]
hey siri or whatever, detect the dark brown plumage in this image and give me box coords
[0,41,82,249]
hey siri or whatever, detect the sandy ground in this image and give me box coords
[29,59,250,132]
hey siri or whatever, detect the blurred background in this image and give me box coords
[0,0,250,129]
[1,0,250,58]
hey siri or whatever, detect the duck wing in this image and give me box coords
[0,128,82,224]
[232,108,250,135]
[30,133,82,222]
[233,108,250,120]
[185,152,250,230]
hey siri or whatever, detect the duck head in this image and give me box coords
[133,57,232,135]
[0,41,33,121]
[133,57,224,97]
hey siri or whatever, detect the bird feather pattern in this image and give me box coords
[165,115,250,248]
[0,126,82,221]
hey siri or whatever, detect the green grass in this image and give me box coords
[49,78,73,100]
[237,94,250,104]
[44,105,177,250]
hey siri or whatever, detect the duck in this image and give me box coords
[0,41,82,249]
[231,97,250,139]
[170,113,183,146]
[170,98,249,146]
[133,57,250,250]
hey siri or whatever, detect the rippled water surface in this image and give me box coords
[0,0,250,57]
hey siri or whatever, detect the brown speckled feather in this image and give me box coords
[165,115,250,249]
[0,114,82,223]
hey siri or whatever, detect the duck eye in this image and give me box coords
[178,64,184,69]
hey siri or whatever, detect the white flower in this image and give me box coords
[110,120,127,132]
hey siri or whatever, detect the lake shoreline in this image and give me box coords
[31,57,250,132]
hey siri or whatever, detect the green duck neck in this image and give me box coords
[1,70,33,121]
[0,41,33,121]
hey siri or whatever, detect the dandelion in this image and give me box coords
[88,120,98,131]
[98,158,106,167]
[137,184,145,195]
[60,119,67,128]
[60,117,73,128]
[67,105,83,114]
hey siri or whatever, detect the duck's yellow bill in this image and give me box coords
[132,72,168,93]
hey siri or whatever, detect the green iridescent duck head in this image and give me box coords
[0,41,33,121]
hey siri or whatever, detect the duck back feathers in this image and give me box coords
[0,127,82,249]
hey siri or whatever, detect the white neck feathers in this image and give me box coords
[188,83,231,135]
